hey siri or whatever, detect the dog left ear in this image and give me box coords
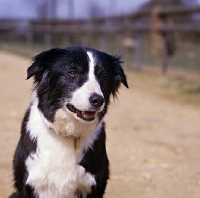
[113,55,129,86]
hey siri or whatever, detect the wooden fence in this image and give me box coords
[1,5,200,74]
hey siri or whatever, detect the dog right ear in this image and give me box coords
[27,48,58,82]
[27,51,48,82]
[27,55,42,80]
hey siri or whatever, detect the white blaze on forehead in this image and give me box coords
[86,51,103,95]
[87,51,95,81]
[69,51,104,111]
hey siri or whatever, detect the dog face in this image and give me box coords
[27,47,128,134]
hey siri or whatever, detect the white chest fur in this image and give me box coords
[25,104,100,198]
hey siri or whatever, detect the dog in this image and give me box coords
[10,46,128,198]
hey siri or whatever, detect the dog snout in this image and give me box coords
[89,93,105,108]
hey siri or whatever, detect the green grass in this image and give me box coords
[1,37,200,105]
[178,81,200,95]
[128,67,200,105]
[0,40,44,58]
[1,35,200,74]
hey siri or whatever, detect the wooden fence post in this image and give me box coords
[44,25,51,49]
[26,30,33,49]
[117,34,123,53]
[44,33,51,49]
[151,5,176,74]
[151,6,169,74]
[62,34,70,47]
[81,35,88,47]
[161,33,169,74]
[135,32,142,71]
[99,35,106,51]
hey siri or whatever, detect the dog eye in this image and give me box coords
[97,72,106,81]
[69,70,78,77]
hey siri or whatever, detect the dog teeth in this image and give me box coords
[82,112,91,119]
[67,104,96,121]
[80,111,96,121]
[83,114,89,119]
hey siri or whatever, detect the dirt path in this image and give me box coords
[0,51,200,198]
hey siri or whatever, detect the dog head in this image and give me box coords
[27,47,128,136]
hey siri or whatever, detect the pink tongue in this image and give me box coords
[82,111,96,117]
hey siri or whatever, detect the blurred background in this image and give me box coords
[1,0,200,74]
[1,0,200,198]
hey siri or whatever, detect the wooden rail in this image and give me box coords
[1,5,200,73]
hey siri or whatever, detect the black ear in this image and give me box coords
[27,48,58,82]
[112,55,128,96]
[27,55,43,80]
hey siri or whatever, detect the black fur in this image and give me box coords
[10,109,36,198]
[10,46,128,198]
[80,123,109,197]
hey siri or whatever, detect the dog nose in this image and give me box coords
[89,93,105,108]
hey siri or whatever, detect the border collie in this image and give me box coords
[10,46,128,198]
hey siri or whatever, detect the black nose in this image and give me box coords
[89,93,105,108]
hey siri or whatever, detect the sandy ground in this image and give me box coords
[0,51,200,198]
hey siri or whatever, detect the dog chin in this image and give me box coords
[66,103,105,123]
[53,107,99,138]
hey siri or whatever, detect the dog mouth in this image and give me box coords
[66,104,97,122]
